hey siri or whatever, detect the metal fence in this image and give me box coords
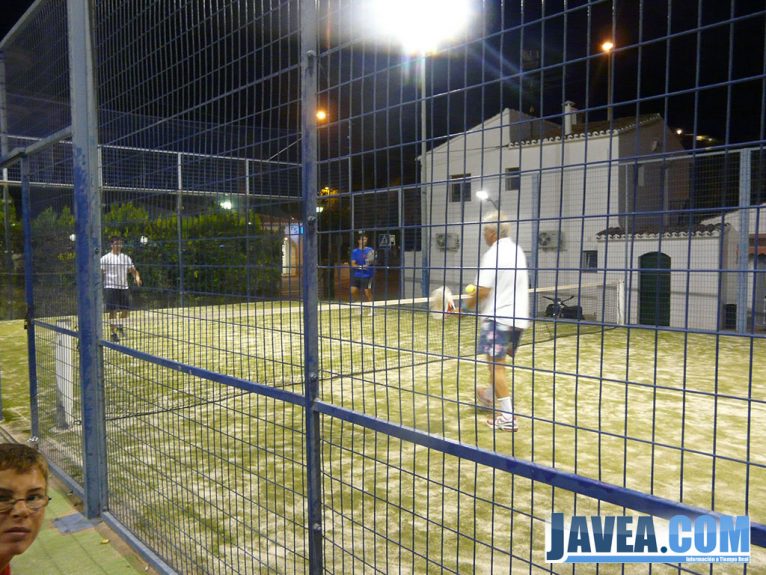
[1,1,765,573]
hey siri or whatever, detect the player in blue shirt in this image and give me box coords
[350,233,375,310]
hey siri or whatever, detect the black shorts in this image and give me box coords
[350,275,373,290]
[104,288,131,312]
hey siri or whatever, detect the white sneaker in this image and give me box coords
[486,415,518,432]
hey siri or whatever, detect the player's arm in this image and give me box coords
[129,265,142,287]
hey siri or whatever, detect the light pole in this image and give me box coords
[365,0,475,297]
[476,190,499,210]
[419,55,430,297]
[316,110,353,299]
[601,40,614,122]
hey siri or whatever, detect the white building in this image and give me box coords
[700,202,766,330]
[403,102,760,329]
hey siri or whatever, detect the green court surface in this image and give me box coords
[3,303,765,573]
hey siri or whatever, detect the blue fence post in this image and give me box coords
[19,157,39,438]
[737,148,751,333]
[0,51,13,323]
[530,172,541,298]
[176,153,185,308]
[301,0,323,572]
[67,0,107,519]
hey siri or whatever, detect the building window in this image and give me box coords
[505,167,520,191]
[581,250,598,272]
[450,174,471,202]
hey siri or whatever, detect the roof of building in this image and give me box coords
[596,222,727,239]
[516,113,664,146]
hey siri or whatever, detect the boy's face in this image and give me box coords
[111,239,123,253]
[0,468,47,561]
[358,236,367,248]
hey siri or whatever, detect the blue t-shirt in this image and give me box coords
[351,247,374,278]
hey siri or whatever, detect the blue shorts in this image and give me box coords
[351,275,373,290]
[478,321,524,359]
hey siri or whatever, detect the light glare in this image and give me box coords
[370,0,475,55]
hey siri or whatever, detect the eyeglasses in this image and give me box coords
[0,494,51,513]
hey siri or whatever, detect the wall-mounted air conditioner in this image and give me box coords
[538,230,562,250]
[435,233,460,251]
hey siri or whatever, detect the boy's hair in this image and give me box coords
[0,444,49,484]
[110,236,122,243]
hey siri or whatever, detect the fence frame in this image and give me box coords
[0,1,764,573]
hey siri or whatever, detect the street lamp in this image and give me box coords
[316,109,354,230]
[367,0,476,296]
[601,40,614,122]
[476,190,499,210]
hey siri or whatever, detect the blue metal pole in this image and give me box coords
[419,56,430,298]
[19,157,39,438]
[176,153,184,308]
[737,149,751,333]
[530,173,541,314]
[67,0,107,518]
[300,0,323,571]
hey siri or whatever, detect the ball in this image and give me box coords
[464,283,476,294]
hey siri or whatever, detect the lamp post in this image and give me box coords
[316,109,353,224]
[419,55,431,297]
[601,40,614,122]
[367,0,475,297]
[476,189,499,210]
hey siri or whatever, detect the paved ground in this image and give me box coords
[10,476,154,575]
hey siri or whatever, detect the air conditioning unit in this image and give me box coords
[538,230,562,250]
[435,233,460,251]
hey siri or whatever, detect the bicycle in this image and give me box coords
[543,295,583,320]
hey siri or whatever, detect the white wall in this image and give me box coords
[407,111,690,309]
[598,232,727,331]
[702,203,766,327]
[425,125,623,296]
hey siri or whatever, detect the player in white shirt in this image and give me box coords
[462,211,529,432]
[100,236,142,342]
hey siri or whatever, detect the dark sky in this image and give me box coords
[2,0,764,148]
[0,1,33,38]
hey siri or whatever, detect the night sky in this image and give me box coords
[0,1,32,38]
[1,1,764,154]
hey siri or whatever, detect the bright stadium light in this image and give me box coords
[69,233,76,242]
[369,0,476,55]
[220,199,233,210]
[365,0,476,297]
[140,235,149,245]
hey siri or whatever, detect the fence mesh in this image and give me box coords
[0,0,764,573]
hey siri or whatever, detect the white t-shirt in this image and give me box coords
[100,252,134,289]
[475,237,530,329]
